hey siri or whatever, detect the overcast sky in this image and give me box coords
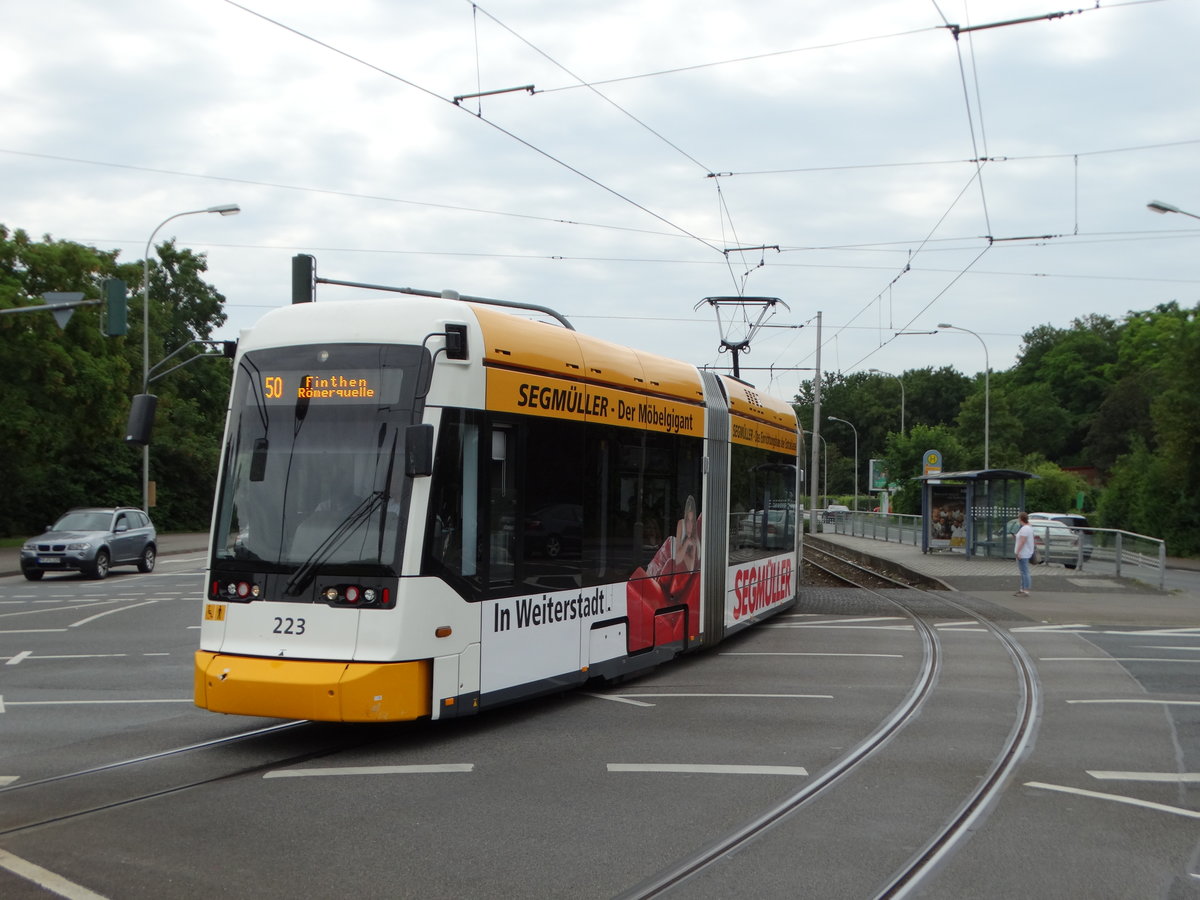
[5,0,1198,399]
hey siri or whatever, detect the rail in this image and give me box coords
[825,512,1167,591]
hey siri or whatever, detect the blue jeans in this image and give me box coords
[1017,557,1032,591]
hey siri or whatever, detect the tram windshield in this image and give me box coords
[212,343,427,574]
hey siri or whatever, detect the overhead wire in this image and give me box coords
[221,0,723,254]
[465,0,753,294]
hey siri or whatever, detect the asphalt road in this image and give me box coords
[2,547,1200,898]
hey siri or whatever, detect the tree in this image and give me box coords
[0,226,231,536]
[880,424,968,515]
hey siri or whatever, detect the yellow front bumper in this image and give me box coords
[195,651,432,722]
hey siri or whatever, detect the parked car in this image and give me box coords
[1029,512,1094,561]
[738,508,796,549]
[823,504,849,523]
[20,507,157,580]
[1007,516,1082,568]
[523,503,583,559]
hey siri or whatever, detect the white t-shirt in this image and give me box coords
[1016,523,1035,559]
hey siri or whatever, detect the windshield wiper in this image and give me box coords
[283,491,386,597]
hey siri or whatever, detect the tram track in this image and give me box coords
[621,540,1041,899]
[0,719,388,837]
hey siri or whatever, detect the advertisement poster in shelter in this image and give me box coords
[928,483,967,550]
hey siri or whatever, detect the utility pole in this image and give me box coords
[809,311,823,536]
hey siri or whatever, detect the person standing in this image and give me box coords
[1014,511,1035,596]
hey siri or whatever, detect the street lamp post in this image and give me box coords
[141,204,240,512]
[826,415,859,512]
[869,368,905,434]
[1147,199,1200,221]
[937,323,990,470]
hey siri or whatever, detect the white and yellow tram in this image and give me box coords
[195,290,803,721]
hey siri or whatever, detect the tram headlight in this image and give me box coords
[317,584,392,608]
[215,579,261,602]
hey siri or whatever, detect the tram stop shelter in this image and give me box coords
[916,469,1035,558]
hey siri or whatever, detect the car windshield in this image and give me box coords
[211,343,426,572]
[53,512,112,532]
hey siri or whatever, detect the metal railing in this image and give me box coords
[825,512,1167,590]
[824,511,922,546]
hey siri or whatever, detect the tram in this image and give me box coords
[195,283,803,722]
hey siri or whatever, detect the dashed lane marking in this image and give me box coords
[1088,771,1200,783]
[1067,699,1200,706]
[265,764,474,778]
[609,763,809,776]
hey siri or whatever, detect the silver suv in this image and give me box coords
[21,507,157,580]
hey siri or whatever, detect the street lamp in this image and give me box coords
[937,323,990,470]
[826,415,859,512]
[869,368,905,434]
[1147,200,1200,221]
[141,204,240,511]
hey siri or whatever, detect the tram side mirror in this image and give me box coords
[444,323,468,360]
[250,438,269,482]
[405,424,435,477]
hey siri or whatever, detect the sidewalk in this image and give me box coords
[811,532,1200,628]
[0,533,209,578]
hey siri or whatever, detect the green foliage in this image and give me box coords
[0,225,231,536]
[1022,460,1089,513]
[880,424,968,515]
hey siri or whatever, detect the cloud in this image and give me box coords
[3,0,1198,394]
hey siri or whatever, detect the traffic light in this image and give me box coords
[125,394,158,446]
[292,254,315,304]
[103,278,127,336]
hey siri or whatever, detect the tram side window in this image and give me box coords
[730,443,797,559]
[585,425,703,586]
[425,410,484,588]
[508,415,586,591]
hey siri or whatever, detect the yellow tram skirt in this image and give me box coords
[195,652,432,722]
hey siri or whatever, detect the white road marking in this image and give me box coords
[1011,624,1091,633]
[769,623,914,631]
[0,629,69,634]
[18,654,129,661]
[5,650,32,666]
[784,616,905,626]
[265,764,473,778]
[1040,657,1200,664]
[0,775,18,786]
[1101,628,1200,637]
[722,651,903,658]
[1,699,192,710]
[585,693,655,707]
[610,693,833,700]
[1067,699,1200,706]
[1025,782,1200,820]
[0,848,109,899]
[609,763,808,776]
[70,599,158,627]
[1088,771,1200,783]
[1139,646,1200,652]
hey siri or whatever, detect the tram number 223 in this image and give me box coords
[274,617,306,635]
